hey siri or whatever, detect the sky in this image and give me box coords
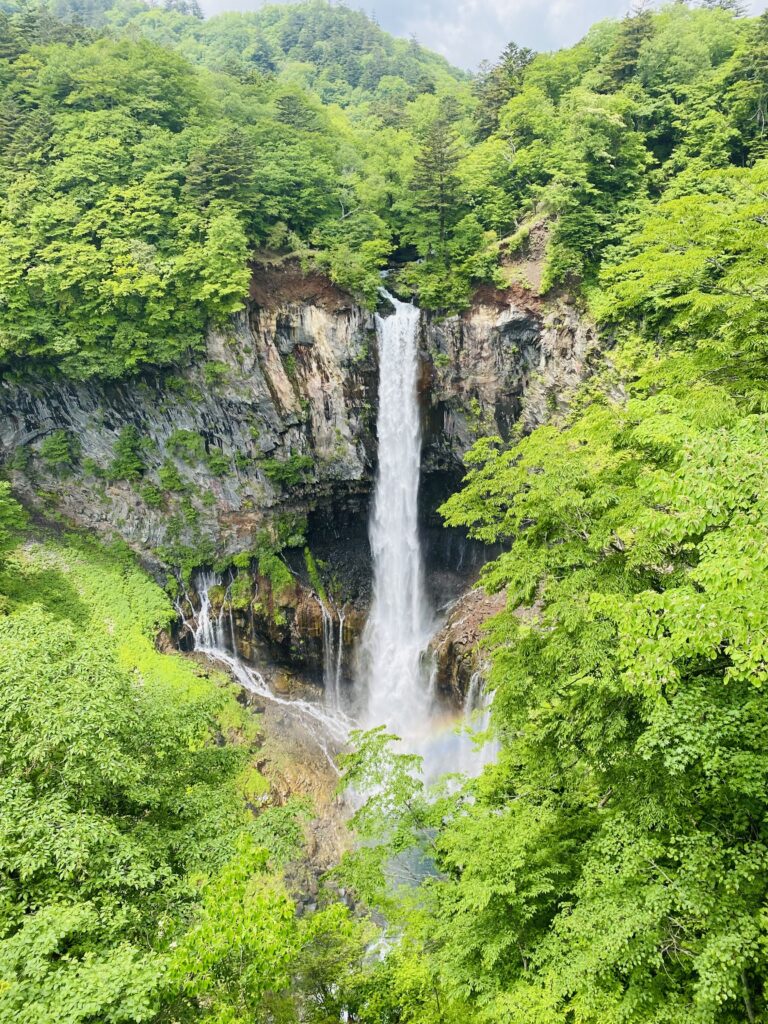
[199,0,768,70]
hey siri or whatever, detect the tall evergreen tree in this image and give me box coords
[410,95,461,258]
[474,41,535,139]
[700,0,747,13]
[600,9,655,88]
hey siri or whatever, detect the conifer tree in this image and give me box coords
[600,9,655,87]
[410,96,461,257]
[474,41,535,139]
[700,0,746,13]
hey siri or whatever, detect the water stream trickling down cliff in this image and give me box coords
[177,570,351,771]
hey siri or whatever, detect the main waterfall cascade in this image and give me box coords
[359,293,496,777]
[359,294,435,739]
[178,291,496,776]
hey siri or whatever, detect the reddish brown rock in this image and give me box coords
[429,587,507,703]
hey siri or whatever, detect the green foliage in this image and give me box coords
[274,512,308,550]
[303,546,326,603]
[0,534,299,1023]
[0,481,25,565]
[156,533,217,584]
[259,453,314,488]
[163,431,229,477]
[108,424,146,481]
[164,837,297,1021]
[229,571,252,611]
[7,445,31,473]
[0,32,252,379]
[594,160,768,357]
[39,429,80,472]
[140,482,165,508]
[473,41,535,139]
[205,448,231,476]
[158,458,186,492]
[168,429,206,463]
[257,546,294,602]
[0,0,761,346]
[202,359,229,387]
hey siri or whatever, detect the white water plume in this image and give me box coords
[358,292,498,780]
[361,292,434,740]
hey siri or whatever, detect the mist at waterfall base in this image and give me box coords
[177,293,496,781]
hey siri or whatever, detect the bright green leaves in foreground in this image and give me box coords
[339,384,768,1021]
[325,148,768,1023]
[0,535,304,1023]
[596,161,768,358]
[0,530,400,1023]
[425,212,768,1021]
[165,839,297,1022]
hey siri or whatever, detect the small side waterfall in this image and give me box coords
[178,572,350,768]
[361,293,434,738]
[191,570,234,652]
[317,596,345,711]
[458,670,499,774]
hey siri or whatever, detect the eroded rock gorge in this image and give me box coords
[0,262,600,694]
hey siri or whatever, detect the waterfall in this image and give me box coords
[189,570,238,653]
[174,289,497,778]
[362,292,433,737]
[458,670,499,774]
[464,671,482,716]
[178,571,351,769]
[335,607,346,701]
[317,596,345,711]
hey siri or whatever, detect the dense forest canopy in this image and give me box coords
[2,1,768,1022]
[0,0,764,378]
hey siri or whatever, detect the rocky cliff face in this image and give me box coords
[422,286,601,473]
[0,263,601,686]
[427,587,508,703]
[0,264,377,564]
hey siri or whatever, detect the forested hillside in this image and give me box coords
[2,1,768,1022]
[2,0,763,378]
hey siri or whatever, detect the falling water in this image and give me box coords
[317,596,345,711]
[458,670,499,775]
[336,607,346,700]
[361,293,434,738]
[176,291,496,779]
[177,571,351,769]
